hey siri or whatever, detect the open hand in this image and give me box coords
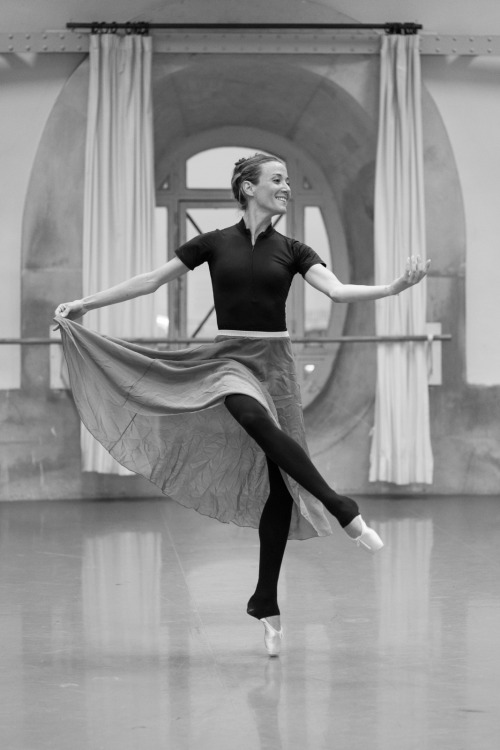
[391,256,431,295]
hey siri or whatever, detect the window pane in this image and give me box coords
[186,147,274,189]
[153,207,169,338]
[304,207,332,334]
[185,207,240,337]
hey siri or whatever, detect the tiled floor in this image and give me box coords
[0,495,499,749]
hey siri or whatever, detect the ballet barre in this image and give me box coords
[0,334,452,345]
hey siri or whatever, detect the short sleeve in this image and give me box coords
[175,232,215,270]
[292,240,326,277]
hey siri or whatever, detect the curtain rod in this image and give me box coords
[66,22,422,35]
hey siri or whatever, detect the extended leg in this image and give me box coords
[247,458,293,621]
[225,393,359,527]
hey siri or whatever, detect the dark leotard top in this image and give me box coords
[175,219,326,332]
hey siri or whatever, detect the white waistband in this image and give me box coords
[217,329,289,339]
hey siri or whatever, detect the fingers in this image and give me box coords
[405,255,431,284]
[405,256,417,282]
[55,303,69,317]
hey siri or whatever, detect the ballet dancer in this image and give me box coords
[55,153,429,656]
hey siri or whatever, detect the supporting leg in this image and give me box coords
[226,395,383,656]
[247,458,293,621]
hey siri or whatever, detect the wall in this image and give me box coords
[1,1,500,500]
[0,54,83,388]
[422,55,500,384]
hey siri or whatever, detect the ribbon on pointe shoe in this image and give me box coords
[351,516,384,554]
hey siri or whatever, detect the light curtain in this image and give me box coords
[82,33,162,473]
[369,34,433,485]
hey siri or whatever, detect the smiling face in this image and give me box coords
[243,161,291,216]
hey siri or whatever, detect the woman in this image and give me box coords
[55,153,429,656]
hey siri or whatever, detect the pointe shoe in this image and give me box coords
[260,618,283,657]
[347,515,384,554]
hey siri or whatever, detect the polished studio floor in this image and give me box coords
[0,495,499,750]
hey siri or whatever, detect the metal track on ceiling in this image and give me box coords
[0,30,499,56]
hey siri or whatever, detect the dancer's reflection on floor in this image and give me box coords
[247,658,283,750]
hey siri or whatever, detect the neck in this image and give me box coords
[242,206,275,244]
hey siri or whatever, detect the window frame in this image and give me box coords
[155,127,350,407]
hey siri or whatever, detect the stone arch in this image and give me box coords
[23,50,464,491]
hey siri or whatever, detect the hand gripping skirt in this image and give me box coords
[57,318,333,541]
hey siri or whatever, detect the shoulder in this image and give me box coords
[276,232,327,275]
[175,229,222,269]
[270,229,297,249]
[200,224,242,245]
[195,228,221,245]
[275,231,313,256]
[183,229,222,251]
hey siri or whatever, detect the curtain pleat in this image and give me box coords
[369,34,433,485]
[82,34,161,473]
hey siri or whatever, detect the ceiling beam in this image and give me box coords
[0,30,499,56]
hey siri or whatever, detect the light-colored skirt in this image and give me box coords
[58,319,332,540]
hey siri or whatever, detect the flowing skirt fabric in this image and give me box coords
[58,318,332,540]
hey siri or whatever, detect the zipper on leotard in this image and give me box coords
[251,237,259,302]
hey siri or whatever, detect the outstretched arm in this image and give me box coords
[304,255,430,303]
[54,256,189,321]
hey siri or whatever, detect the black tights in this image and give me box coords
[224,394,360,620]
[247,458,293,620]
